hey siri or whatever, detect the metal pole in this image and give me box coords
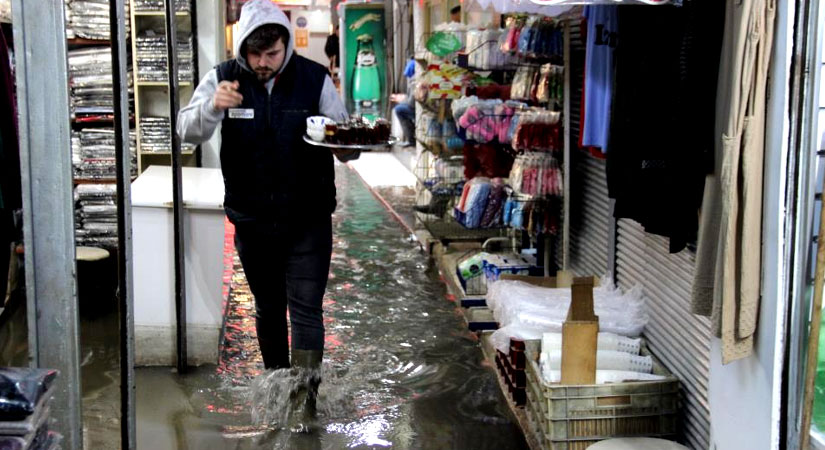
[108,0,136,447]
[384,0,394,120]
[164,0,188,372]
[562,22,571,271]
[190,0,202,167]
[607,199,618,282]
[792,0,825,446]
[11,0,82,447]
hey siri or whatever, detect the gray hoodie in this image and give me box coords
[176,0,347,147]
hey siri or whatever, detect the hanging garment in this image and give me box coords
[581,5,618,153]
[691,0,776,364]
[0,29,18,212]
[606,0,725,254]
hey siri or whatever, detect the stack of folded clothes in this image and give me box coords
[66,0,131,40]
[73,129,137,180]
[140,117,195,154]
[75,184,119,249]
[133,0,190,13]
[135,32,194,83]
[68,47,134,119]
[0,368,61,450]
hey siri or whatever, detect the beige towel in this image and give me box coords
[692,0,776,364]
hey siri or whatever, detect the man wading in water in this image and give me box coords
[177,0,356,432]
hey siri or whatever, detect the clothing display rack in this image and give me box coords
[129,0,199,173]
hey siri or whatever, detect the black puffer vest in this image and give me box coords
[216,55,334,224]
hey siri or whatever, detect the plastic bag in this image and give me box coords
[0,368,58,420]
[486,277,648,346]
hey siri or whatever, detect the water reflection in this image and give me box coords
[85,164,528,449]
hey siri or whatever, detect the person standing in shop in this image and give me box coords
[450,5,461,23]
[390,57,416,147]
[324,25,340,72]
[176,0,356,432]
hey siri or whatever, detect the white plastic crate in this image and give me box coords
[523,341,680,449]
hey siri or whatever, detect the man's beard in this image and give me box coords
[255,68,275,81]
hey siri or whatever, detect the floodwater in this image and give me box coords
[27,163,529,449]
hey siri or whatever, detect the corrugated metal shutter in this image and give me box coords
[568,154,610,277]
[616,220,711,450]
[564,17,610,277]
[557,18,612,274]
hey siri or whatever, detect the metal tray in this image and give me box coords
[303,135,396,150]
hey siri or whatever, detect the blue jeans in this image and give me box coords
[394,102,415,142]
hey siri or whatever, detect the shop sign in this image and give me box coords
[426,32,462,57]
[295,29,309,48]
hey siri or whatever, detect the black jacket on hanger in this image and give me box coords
[606,0,725,253]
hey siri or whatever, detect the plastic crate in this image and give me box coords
[523,342,679,448]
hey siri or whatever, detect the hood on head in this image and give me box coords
[235,0,294,75]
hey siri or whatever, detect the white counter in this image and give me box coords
[132,165,226,366]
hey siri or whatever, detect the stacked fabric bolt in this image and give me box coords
[68,47,134,117]
[75,184,118,248]
[65,0,131,40]
[136,32,194,83]
[73,129,137,180]
[133,0,189,12]
[466,29,519,70]
[0,368,61,450]
[140,117,196,153]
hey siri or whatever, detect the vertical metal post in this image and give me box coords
[108,0,136,447]
[607,200,618,282]
[11,0,82,447]
[562,22,571,271]
[787,0,825,446]
[164,0,188,372]
[189,0,202,167]
[384,0,394,120]
[338,6,348,113]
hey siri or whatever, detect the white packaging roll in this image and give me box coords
[541,350,653,373]
[540,363,666,385]
[541,332,641,355]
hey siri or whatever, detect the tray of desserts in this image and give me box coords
[304,116,395,150]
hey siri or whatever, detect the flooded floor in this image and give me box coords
[14,162,529,449]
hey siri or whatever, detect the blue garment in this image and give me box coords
[464,181,491,228]
[403,58,416,78]
[394,102,415,142]
[582,6,618,153]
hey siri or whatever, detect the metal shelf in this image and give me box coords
[140,150,196,156]
[137,81,193,87]
[67,38,110,46]
[133,11,189,17]
[73,177,136,185]
[416,211,507,242]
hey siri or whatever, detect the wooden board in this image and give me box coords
[561,277,598,385]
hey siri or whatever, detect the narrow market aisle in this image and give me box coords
[347,152,418,233]
[134,162,527,449]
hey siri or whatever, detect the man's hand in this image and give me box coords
[390,93,408,103]
[213,80,243,112]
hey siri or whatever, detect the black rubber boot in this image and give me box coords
[288,349,323,433]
